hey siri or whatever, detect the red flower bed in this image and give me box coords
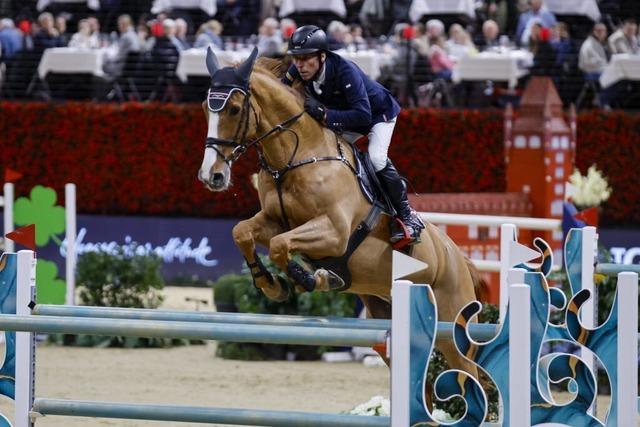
[1,102,637,225]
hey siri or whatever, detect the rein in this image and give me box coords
[205,86,356,230]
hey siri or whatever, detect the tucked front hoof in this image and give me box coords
[314,269,345,291]
[260,276,290,302]
[287,261,316,292]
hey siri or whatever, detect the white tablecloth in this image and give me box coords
[176,48,385,82]
[600,54,640,88]
[38,47,114,79]
[544,0,600,22]
[279,0,346,18]
[37,0,99,11]
[151,0,217,16]
[452,50,533,88]
[409,0,475,23]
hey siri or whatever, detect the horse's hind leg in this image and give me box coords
[268,214,349,292]
[232,211,289,301]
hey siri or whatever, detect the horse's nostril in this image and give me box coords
[212,173,225,184]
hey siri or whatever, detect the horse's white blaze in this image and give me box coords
[199,112,220,182]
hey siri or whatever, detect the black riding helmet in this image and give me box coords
[287,25,327,55]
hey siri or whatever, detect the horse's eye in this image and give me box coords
[228,105,240,116]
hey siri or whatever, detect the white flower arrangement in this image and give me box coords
[349,396,454,422]
[566,165,611,208]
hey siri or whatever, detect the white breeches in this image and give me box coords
[342,117,397,172]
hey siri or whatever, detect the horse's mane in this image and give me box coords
[253,56,305,104]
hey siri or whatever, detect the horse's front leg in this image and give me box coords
[268,214,349,292]
[232,211,289,301]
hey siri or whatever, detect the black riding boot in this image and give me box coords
[376,160,425,247]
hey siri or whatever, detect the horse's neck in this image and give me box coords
[252,76,329,169]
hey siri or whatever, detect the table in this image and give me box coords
[38,47,114,79]
[600,54,640,89]
[279,0,346,18]
[409,0,475,23]
[544,0,600,22]
[151,0,217,16]
[452,50,533,88]
[176,48,386,82]
[36,0,99,12]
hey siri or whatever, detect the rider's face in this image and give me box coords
[292,53,325,81]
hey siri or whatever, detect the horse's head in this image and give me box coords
[198,46,259,192]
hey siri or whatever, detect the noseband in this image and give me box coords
[204,86,304,165]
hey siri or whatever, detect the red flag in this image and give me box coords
[6,224,36,251]
[574,206,599,227]
[4,168,22,182]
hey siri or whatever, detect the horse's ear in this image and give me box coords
[206,46,220,76]
[236,47,259,83]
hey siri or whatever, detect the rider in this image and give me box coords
[281,25,425,246]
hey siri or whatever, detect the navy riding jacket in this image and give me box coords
[282,51,401,134]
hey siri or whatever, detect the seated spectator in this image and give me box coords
[257,17,282,57]
[194,20,223,49]
[529,24,555,76]
[159,19,184,52]
[579,23,609,77]
[477,19,501,51]
[33,12,65,52]
[425,19,445,39]
[87,16,102,47]
[0,18,24,61]
[516,0,557,46]
[137,22,153,52]
[552,22,575,72]
[174,18,191,50]
[428,35,455,79]
[55,14,70,46]
[68,19,100,49]
[412,23,429,57]
[103,14,140,78]
[327,21,350,50]
[349,24,367,50]
[446,23,476,59]
[608,18,639,54]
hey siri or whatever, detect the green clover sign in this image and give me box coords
[14,186,65,247]
[36,260,66,305]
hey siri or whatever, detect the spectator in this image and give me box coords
[428,35,455,79]
[446,23,476,58]
[174,18,191,50]
[68,19,100,49]
[425,19,445,39]
[33,12,65,52]
[516,0,557,46]
[103,14,140,78]
[349,24,367,50]
[608,18,639,54]
[477,19,501,51]
[257,17,281,57]
[150,18,180,77]
[136,22,153,52]
[55,14,70,45]
[530,25,555,76]
[327,20,350,50]
[86,16,102,47]
[552,22,574,71]
[579,23,609,77]
[0,18,24,61]
[412,23,429,57]
[194,20,223,49]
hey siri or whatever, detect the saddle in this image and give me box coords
[350,144,394,216]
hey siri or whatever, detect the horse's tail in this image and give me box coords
[464,256,489,302]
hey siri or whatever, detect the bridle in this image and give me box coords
[203,82,355,230]
[204,85,304,165]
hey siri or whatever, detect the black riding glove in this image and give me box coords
[304,96,327,123]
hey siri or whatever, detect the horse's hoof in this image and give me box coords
[314,269,345,291]
[287,261,316,292]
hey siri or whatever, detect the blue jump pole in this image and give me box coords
[30,305,500,342]
[0,315,387,347]
[32,399,391,427]
[596,263,640,276]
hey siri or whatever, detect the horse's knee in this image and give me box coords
[269,235,290,268]
[232,222,253,250]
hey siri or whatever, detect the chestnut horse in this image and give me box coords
[198,47,481,375]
